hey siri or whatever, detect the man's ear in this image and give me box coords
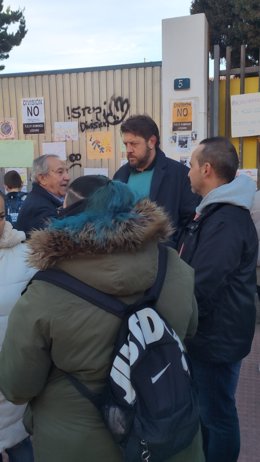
[202,162,212,177]
[148,135,157,149]
[37,173,48,187]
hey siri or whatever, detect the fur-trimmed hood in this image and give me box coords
[28,199,173,270]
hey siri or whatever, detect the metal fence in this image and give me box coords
[210,44,260,180]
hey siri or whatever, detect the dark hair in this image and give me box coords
[61,175,110,217]
[66,175,109,206]
[52,177,137,234]
[4,170,22,189]
[0,191,5,202]
[198,137,239,183]
[120,114,160,148]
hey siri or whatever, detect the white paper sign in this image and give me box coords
[22,97,45,134]
[42,142,66,160]
[231,93,260,137]
[84,168,109,177]
[54,122,78,141]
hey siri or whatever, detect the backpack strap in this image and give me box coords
[63,372,104,408]
[129,243,168,310]
[31,244,168,318]
[32,268,126,318]
[179,203,226,263]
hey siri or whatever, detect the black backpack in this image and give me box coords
[5,191,27,226]
[32,245,199,462]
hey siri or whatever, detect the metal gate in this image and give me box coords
[210,44,260,185]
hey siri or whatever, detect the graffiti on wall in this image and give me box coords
[66,95,130,132]
[68,153,82,168]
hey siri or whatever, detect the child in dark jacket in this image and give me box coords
[4,170,27,227]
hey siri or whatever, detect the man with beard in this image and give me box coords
[113,114,199,247]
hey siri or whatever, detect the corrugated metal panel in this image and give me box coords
[0,62,161,179]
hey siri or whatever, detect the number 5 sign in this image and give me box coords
[174,78,190,91]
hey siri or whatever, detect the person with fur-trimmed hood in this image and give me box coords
[0,176,204,462]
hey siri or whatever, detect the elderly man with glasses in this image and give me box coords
[16,154,70,238]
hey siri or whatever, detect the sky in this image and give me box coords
[1,0,193,74]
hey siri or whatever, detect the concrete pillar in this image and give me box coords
[161,14,208,161]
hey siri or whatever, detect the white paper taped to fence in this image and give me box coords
[231,93,260,138]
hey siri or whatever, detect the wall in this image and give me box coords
[161,14,208,161]
[0,13,210,185]
[0,62,161,180]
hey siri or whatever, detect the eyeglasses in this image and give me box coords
[48,168,69,176]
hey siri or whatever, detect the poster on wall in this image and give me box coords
[54,121,78,141]
[84,168,109,177]
[170,131,198,162]
[42,142,66,160]
[169,99,199,160]
[172,101,193,132]
[0,140,34,167]
[0,118,16,139]
[231,93,260,138]
[22,97,45,134]
[86,131,113,160]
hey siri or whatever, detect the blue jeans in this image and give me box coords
[191,358,241,462]
[0,437,34,462]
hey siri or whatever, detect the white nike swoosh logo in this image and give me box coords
[151,362,171,384]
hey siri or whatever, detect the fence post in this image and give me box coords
[238,45,246,168]
[225,47,232,138]
[212,45,220,136]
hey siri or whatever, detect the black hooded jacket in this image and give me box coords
[180,200,258,363]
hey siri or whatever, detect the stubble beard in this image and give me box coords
[128,145,153,170]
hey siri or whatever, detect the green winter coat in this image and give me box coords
[0,199,204,462]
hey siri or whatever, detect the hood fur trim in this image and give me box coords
[28,199,173,270]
